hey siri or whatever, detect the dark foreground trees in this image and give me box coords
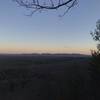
[14,0,78,15]
[89,20,100,99]
[91,20,100,70]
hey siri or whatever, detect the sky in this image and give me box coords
[0,0,100,54]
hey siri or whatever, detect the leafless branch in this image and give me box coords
[14,0,78,15]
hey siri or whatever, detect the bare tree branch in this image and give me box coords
[14,0,78,15]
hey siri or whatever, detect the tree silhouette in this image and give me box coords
[14,0,78,15]
[90,19,100,71]
[90,20,100,99]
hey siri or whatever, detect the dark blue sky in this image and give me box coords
[0,0,100,54]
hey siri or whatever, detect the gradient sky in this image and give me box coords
[0,0,100,54]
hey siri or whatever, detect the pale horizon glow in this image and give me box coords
[0,0,100,55]
[0,43,96,55]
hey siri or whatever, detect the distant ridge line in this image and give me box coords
[0,53,91,57]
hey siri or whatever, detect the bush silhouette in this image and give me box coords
[90,19,100,72]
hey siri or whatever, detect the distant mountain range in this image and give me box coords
[0,53,91,57]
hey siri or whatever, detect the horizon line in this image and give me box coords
[0,53,91,56]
